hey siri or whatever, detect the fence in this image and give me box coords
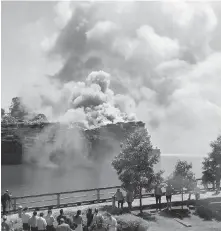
[4,186,123,213]
[2,186,203,214]
[3,178,217,214]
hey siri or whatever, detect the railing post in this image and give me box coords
[57,193,60,207]
[112,196,116,208]
[96,189,100,202]
[13,198,17,211]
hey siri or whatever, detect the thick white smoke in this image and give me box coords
[19,1,221,157]
[21,70,136,128]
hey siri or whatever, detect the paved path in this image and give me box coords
[148,210,221,231]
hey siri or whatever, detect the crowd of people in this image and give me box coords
[1,207,117,231]
[1,184,202,231]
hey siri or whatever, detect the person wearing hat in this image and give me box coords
[56,218,73,231]
[1,215,11,231]
[21,207,31,231]
[1,190,12,215]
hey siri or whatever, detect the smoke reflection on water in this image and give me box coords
[1,160,119,197]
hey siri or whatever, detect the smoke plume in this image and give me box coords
[19,1,221,157]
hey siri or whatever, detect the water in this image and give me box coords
[1,162,120,197]
[1,155,204,197]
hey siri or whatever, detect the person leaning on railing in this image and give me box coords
[114,189,124,209]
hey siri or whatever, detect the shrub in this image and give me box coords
[116,214,149,231]
[195,206,213,220]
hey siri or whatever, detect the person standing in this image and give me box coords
[1,215,12,231]
[73,210,83,231]
[126,190,134,211]
[165,184,173,210]
[90,208,104,231]
[154,183,163,212]
[1,190,12,215]
[114,189,124,209]
[21,207,31,231]
[86,208,94,229]
[28,211,38,231]
[106,213,117,231]
[45,210,55,231]
[37,213,47,231]
[56,218,73,231]
[57,209,67,225]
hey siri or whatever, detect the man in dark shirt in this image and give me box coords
[56,209,67,225]
[1,190,11,215]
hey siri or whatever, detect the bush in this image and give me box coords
[195,206,213,220]
[116,214,149,231]
[100,205,130,215]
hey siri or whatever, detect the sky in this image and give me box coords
[1,1,221,161]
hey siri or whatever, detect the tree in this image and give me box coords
[202,157,216,190]
[112,128,162,214]
[169,160,195,209]
[1,108,5,117]
[9,97,28,119]
[203,135,221,192]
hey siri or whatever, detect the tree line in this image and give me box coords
[1,97,47,123]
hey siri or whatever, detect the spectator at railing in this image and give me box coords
[114,189,124,209]
[57,209,67,225]
[56,218,73,231]
[21,207,31,231]
[37,212,47,231]
[154,183,163,212]
[73,210,83,231]
[1,190,12,215]
[126,190,134,211]
[45,209,55,231]
[28,211,38,231]
[165,184,173,211]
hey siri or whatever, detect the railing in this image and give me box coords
[2,182,217,214]
[4,186,121,213]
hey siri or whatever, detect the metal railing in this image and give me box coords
[2,182,217,214]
